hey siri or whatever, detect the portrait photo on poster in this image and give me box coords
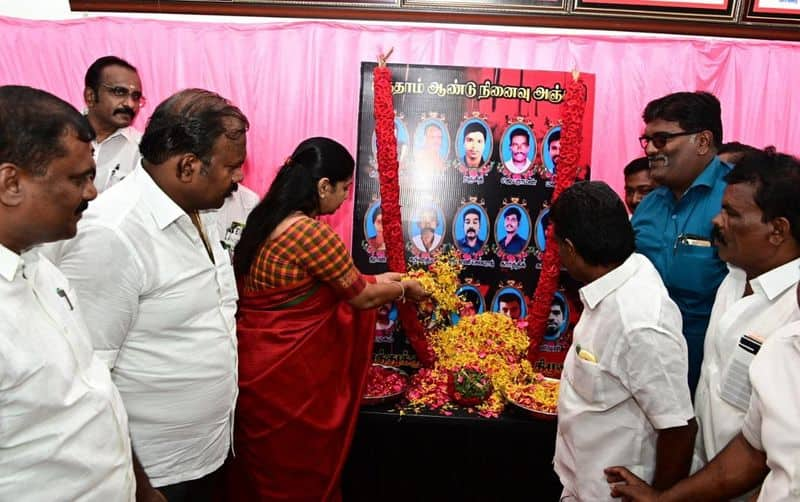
[455,118,493,170]
[408,204,446,254]
[375,301,399,343]
[500,123,536,174]
[364,200,386,254]
[450,284,486,325]
[413,117,451,173]
[545,291,569,341]
[542,125,561,175]
[492,286,527,321]
[495,203,532,255]
[372,117,410,167]
[533,206,550,253]
[452,203,490,255]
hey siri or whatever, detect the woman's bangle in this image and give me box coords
[396,281,406,303]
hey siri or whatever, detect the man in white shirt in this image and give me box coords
[691,149,800,492]
[605,283,800,502]
[83,55,144,192]
[550,181,696,501]
[411,206,443,253]
[502,128,532,174]
[0,85,136,501]
[56,89,248,502]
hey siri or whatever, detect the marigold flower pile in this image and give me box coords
[506,373,560,414]
[406,312,535,417]
[403,250,462,330]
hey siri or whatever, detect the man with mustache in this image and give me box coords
[688,149,800,499]
[411,207,443,253]
[632,91,730,396]
[606,154,800,501]
[83,56,145,192]
[498,206,527,255]
[55,89,247,502]
[457,207,484,254]
[503,128,532,174]
[0,86,140,500]
[548,129,561,172]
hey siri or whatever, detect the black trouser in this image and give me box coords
[157,466,223,502]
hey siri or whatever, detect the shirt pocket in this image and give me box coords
[0,344,47,437]
[567,357,605,405]
[668,242,722,297]
[567,357,631,410]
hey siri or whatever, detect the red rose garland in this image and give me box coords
[372,63,405,273]
[373,57,436,366]
[527,73,588,361]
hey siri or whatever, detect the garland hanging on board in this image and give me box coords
[526,70,588,362]
[373,51,436,366]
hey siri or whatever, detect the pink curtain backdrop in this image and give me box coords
[1,15,799,244]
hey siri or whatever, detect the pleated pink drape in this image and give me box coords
[1,15,798,244]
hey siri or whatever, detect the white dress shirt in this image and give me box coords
[555,253,694,501]
[503,158,531,174]
[93,126,142,192]
[56,167,239,487]
[411,232,443,253]
[210,184,260,253]
[0,245,134,501]
[742,320,800,502]
[694,258,800,474]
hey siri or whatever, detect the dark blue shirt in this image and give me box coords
[632,156,731,395]
[498,233,527,255]
[457,237,484,254]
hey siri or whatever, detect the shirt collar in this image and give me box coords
[0,243,23,282]
[579,253,641,310]
[750,256,800,301]
[136,168,188,230]
[689,155,729,191]
[93,126,138,146]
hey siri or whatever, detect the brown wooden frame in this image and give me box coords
[404,0,567,14]
[573,0,737,22]
[69,0,800,40]
[742,0,800,24]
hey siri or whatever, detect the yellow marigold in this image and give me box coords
[404,250,462,326]
[406,312,533,416]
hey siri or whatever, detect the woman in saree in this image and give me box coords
[227,137,427,501]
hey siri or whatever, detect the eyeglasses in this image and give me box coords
[638,130,702,150]
[101,83,146,106]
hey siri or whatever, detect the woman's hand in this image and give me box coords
[375,272,403,284]
[401,279,429,303]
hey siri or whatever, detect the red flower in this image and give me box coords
[527,76,587,362]
[373,65,436,366]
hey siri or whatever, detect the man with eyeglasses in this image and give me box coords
[83,55,145,192]
[631,91,730,397]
